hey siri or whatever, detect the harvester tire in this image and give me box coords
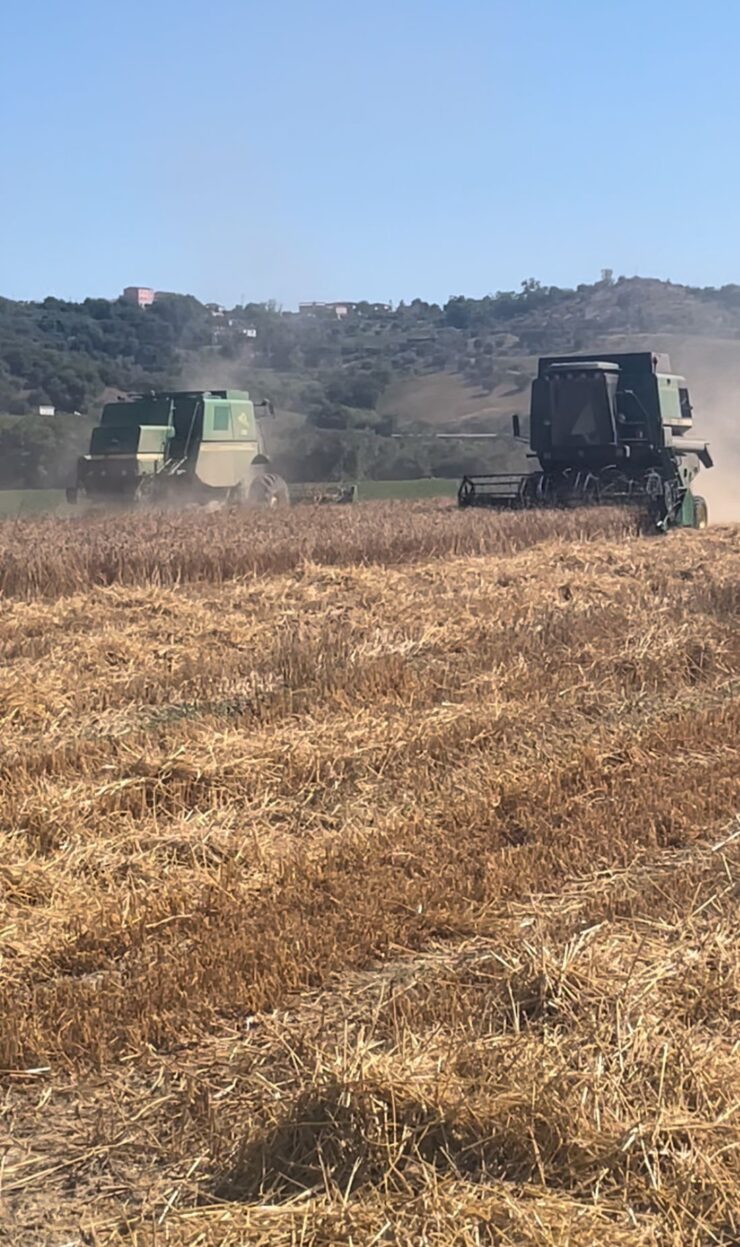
[234,472,290,508]
[133,476,159,507]
[693,495,708,530]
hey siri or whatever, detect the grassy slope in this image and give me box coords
[378,334,740,427]
[0,502,738,1245]
[378,370,534,432]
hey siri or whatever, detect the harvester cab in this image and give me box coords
[458,351,712,529]
[67,390,288,507]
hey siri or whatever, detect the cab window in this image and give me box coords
[212,404,231,434]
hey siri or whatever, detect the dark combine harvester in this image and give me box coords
[458,351,713,529]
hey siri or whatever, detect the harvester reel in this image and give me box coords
[457,476,476,507]
[576,473,601,505]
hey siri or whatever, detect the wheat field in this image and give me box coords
[0,501,738,1246]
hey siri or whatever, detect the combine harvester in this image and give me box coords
[458,351,713,529]
[67,389,289,507]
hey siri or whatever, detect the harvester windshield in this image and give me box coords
[101,399,172,427]
[531,364,618,455]
[90,425,142,454]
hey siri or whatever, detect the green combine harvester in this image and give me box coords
[458,351,712,529]
[67,389,289,507]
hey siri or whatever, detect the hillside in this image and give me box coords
[1,503,738,1245]
[0,276,739,491]
[377,371,533,431]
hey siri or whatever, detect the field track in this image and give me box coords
[1,501,738,1245]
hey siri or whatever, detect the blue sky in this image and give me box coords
[1,0,738,307]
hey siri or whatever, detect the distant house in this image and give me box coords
[298,300,391,319]
[299,301,355,319]
[224,319,258,337]
[206,303,226,317]
[122,286,155,309]
[38,404,55,417]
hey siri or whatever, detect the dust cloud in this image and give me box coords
[165,340,740,522]
[672,339,740,523]
[177,357,253,395]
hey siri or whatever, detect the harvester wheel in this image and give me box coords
[133,475,161,507]
[234,472,290,508]
[693,495,708,529]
